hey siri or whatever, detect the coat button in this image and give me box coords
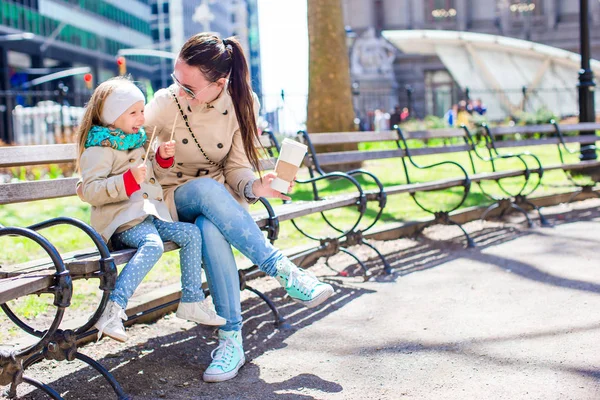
[143,193,148,199]
[182,139,188,144]
[129,158,135,163]
[149,178,155,184]
[217,143,223,149]
[177,172,183,178]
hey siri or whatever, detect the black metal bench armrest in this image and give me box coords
[343,169,387,233]
[25,217,116,335]
[292,172,367,240]
[395,127,471,214]
[0,226,72,359]
[257,197,280,243]
[470,125,545,197]
[551,120,599,162]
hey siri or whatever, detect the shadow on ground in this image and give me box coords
[19,280,362,400]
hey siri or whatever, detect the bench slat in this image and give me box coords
[0,177,79,205]
[488,123,600,136]
[404,128,466,140]
[306,131,398,145]
[0,271,55,304]
[314,145,472,166]
[0,144,77,168]
[491,136,598,149]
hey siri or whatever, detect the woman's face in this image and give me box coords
[172,59,225,106]
[111,100,145,134]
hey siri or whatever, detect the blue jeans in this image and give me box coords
[174,178,283,332]
[111,216,205,309]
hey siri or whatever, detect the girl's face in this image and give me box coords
[111,100,145,134]
[172,59,226,106]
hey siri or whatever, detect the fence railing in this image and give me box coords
[0,90,89,144]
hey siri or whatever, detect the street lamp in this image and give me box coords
[578,0,597,161]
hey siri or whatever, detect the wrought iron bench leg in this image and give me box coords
[20,376,63,400]
[238,270,290,330]
[360,239,393,274]
[244,285,290,330]
[507,202,534,228]
[481,202,502,221]
[339,247,372,281]
[75,353,131,400]
[515,196,551,227]
[444,218,476,248]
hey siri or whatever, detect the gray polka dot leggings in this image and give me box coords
[110,216,204,309]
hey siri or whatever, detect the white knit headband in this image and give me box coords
[101,83,146,125]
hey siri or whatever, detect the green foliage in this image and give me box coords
[514,107,558,125]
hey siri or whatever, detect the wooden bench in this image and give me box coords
[482,121,600,203]
[0,137,375,398]
[258,131,376,277]
[299,127,551,249]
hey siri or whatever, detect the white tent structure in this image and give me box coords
[382,30,600,121]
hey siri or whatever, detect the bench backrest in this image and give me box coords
[0,133,280,206]
[0,144,79,205]
[300,128,472,168]
[485,122,600,149]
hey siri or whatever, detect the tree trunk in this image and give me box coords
[307,0,361,171]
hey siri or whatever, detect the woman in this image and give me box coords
[144,33,334,383]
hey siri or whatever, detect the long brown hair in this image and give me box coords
[179,33,261,173]
[76,77,133,171]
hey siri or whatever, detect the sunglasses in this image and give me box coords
[171,73,215,100]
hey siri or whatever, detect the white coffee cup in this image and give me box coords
[270,138,308,193]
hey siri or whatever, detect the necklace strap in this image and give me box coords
[169,88,225,169]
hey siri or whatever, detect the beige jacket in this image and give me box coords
[79,145,173,242]
[144,85,258,220]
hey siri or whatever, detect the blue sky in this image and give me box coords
[257,0,308,131]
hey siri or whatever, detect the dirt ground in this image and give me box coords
[5,199,600,400]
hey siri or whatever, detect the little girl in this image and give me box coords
[77,77,225,342]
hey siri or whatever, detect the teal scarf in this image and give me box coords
[85,125,147,151]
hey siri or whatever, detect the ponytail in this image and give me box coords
[180,34,261,174]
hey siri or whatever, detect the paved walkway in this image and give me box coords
[20,202,600,399]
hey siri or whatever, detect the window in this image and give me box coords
[497,0,543,18]
[426,0,457,22]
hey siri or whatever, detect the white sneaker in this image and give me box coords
[176,298,226,326]
[203,330,245,383]
[94,300,128,342]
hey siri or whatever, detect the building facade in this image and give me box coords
[149,0,262,99]
[0,0,154,142]
[342,0,600,119]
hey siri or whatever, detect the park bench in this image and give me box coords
[299,126,549,249]
[260,131,383,277]
[482,122,600,203]
[461,125,549,228]
[0,139,368,399]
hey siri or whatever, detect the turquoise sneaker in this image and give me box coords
[203,330,245,383]
[275,258,334,308]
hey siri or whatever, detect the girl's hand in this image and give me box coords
[131,163,147,184]
[158,140,176,159]
[251,172,295,201]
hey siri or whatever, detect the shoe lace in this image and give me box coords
[209,338,242,370]
[286,268,319,296]
[96,304,127,340]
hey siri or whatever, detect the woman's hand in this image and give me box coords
[158,140,176,159]
[252,172,296,201]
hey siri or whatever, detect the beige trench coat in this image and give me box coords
[144,85,259,221]
[79,145,172,242]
